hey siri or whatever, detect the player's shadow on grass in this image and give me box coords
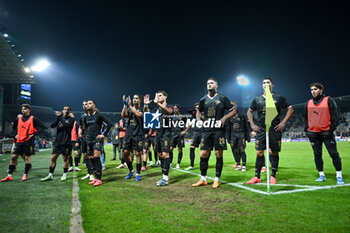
[168,174,194,184]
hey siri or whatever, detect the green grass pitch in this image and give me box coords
[1,141,349,232]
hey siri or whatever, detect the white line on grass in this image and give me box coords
[172,168,349,195]
[70,171,85,233]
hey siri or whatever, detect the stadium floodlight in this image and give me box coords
[31,59,50,72]
[236,75,250,86]
[3,33,8,37]
[24,67,31,73]
[17,54,22,57]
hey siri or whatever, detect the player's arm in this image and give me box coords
[97,114,113,139]
[274,106,294,131]
[143,94,152,112]
[157,103,173,115]
[220,108,236,126]
[50,112,61,128]
[128,96,143,118]
[247,108,261,132]
[33,117,46,136]
[121,95,129,118]
[220,97,237,126]
[180,119,192,135]
[242,114,251,142]
[328,97,339,131]
[11,118,19,139]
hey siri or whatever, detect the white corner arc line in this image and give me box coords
[172,168,350,195]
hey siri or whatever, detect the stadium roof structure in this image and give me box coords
[0,33,34,84]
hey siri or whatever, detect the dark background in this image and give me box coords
[1,0,349,111]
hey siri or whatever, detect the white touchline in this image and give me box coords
[172,168,350,195]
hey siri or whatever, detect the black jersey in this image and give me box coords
[152,104,173,135]
[198,93,233,130]
[125,108,143,136]
[51,115,75,146]
[249,92,290,128]
[225,110,251,141]
[171,114,186,136]
[84,112,113,142]
[79,113,88,139]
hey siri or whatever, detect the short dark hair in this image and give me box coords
[21,104,31,110]
[194,102,199,107]
[263,77,273,84]
[134,94,143,102]
[63,106,71,111]
[310,82,324,90]
[157,91,167,97]
[207,77,218,83]
[174,104,181,109]
[88,99,97,106]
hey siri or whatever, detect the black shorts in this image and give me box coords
[13,139,35,156]
[200,130,227,151]
[191,132,201,147]
[230,135,246,151]
[155,133,171,153]
[171,134,185,148]
[81,139,88,154]
[86,139,104,156]
[255,128,282,152]
[123,135,143,152]
[72,141,80,151]
[52,144,72,156]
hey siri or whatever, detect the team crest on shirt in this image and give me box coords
[215,100,221,105]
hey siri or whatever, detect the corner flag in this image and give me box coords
[265,84,278,131]
[264,84,277,193]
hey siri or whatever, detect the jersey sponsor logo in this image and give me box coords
[143,111,161,129]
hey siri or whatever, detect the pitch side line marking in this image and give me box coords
[70,171,85,233]
[172,168,349,195]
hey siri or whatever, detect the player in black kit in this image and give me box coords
[246,78,294,184]
[184,103,202,171]
[192,78,236,189]
[121,94,144,181]
[41,106,75,182]
[79,101,94,181]
[169,104,186,169]
[144,92,174,186]
[83,100,112,187]
[226,101,251,172]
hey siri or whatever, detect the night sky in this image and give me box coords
[1,0,350,111]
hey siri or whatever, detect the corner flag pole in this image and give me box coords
[266,126,271,193]
[265,84,278,194]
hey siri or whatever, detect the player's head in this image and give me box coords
[21,104,31,116]
[133,94,143,105]
[62,106,71,117]
[174,104,180,114]
[207,77,218,92]
[82,100,88,112]
[310,82,324,98]
[262,77,274,92]
[157,91,167,103]
[87,99,96,111]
